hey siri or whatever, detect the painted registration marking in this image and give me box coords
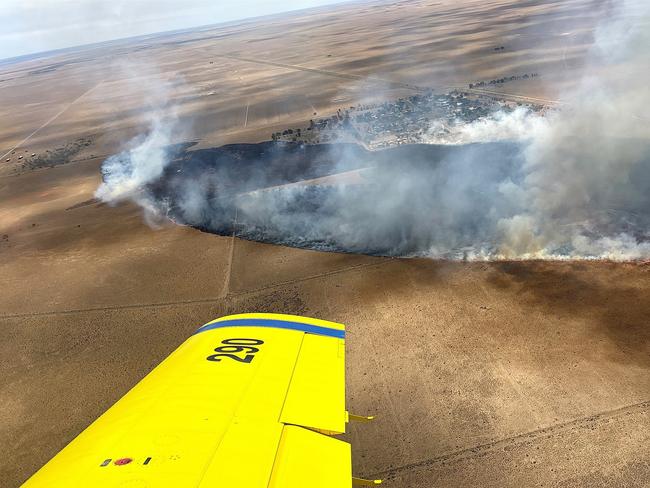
[206,338,264,364]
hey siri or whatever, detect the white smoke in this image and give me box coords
[424,107,548,145]
[95,116,175,203]
[95,61,188,226]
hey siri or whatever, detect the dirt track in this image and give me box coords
[1,0,649,486]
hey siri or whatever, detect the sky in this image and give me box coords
[0,0,349,60]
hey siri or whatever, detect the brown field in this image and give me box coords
[1,0,649,486]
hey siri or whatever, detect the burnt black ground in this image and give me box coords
[148,141,526,256]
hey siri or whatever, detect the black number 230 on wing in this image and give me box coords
[206,338,264,363]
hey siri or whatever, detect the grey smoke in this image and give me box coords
[98,1,650,260]
[229,143,526,257]
[493,0,650,258]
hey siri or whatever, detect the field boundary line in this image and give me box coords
[0,259,394,319]
[0,82,103,162]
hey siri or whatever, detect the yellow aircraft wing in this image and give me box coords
[23,313,377,487]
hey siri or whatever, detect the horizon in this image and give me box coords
[0,0,352,62]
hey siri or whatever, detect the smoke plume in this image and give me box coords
[489,0,650,259]
[98,1,650,260]
[95,62,188,226]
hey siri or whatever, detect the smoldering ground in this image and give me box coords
[97,137,649,259]
[149,141,527,257]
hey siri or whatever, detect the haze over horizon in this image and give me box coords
[0,0,350,61]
